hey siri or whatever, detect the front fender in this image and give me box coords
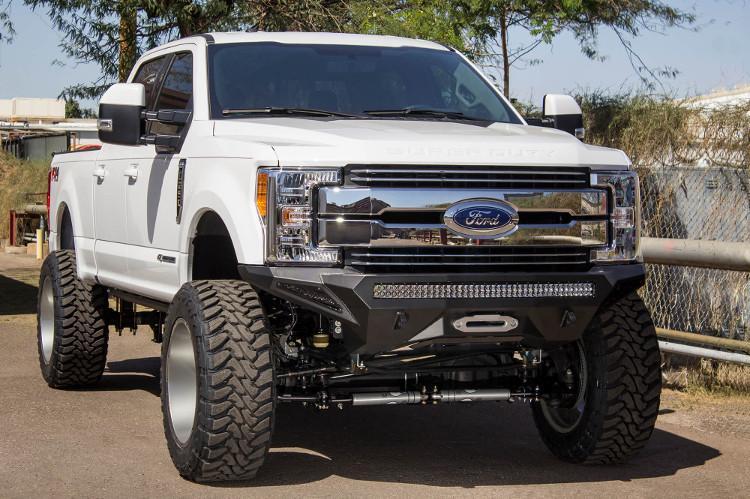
[178,157,270,266]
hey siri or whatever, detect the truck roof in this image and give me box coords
[145,31,451,55]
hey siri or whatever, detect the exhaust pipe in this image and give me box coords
[351,388,512,406]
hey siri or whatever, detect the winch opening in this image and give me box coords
[453,314,519,333]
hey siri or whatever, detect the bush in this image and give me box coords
[578,91,750,169]
[0,153,50,241]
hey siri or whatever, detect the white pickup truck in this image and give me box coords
[39,32,661,483]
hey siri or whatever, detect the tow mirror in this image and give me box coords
[542,94,585,140]
[98,83,145,146]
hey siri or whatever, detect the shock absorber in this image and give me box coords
[351,388,513,406]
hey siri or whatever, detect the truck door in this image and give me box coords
[93,55,168,291]
[92,147,129,287]
[124,52,193,302]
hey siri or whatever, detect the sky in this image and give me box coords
[0,0,748,109]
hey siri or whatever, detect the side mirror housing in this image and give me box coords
[98,83,145,146]
[542,94,585,140]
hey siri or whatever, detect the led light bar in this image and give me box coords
[372,282,595,299]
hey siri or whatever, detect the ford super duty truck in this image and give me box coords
[38,32,660,482]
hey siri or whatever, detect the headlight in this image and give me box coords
[592,170,640,263]
[257,168,342,265]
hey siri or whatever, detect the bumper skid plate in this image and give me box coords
[239,264,645,355]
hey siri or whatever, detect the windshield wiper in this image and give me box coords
[222,107,358,118]
[363,107,485,121]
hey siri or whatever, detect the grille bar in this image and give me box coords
[347,247,590,272]
[346,165,591,189]
[349,176,587,185]
[351,261,588,267]
[350,251,588,259]
[350,168,589,176]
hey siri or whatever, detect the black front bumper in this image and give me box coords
[239,264,645,355]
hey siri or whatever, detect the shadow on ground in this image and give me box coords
[75,356,721,489]
[3,267,721,489]
[251,405,721,488]
[0,274,38,315]
[96,357,162,397]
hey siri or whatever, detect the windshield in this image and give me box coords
[208,43,521,124]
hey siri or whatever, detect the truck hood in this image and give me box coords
[212,118,630,169]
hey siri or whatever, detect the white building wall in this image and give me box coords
[687,85,750,110]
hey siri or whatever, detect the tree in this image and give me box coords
[350,1,470,54]
[485,0,696,97]
[244,0,352,31]
[0,0,14,43]
[21,0,353,99]
[355,1,695,98]
[7,0,696,100]
[21,0,248,97]
[64,98,96,118]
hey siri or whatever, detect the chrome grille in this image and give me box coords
[346,246,590,273]
[318,165,609,273]
[346,165,590,189]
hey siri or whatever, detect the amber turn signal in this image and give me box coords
[256,172,269,219]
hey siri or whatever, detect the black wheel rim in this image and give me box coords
[539,339,588,434]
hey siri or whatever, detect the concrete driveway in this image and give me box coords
[0,252,748,498]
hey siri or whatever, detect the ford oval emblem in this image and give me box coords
[443,199,519,239]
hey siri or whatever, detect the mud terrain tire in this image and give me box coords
[161,280,275,482]
[532,292,661,463]
[37,250,109,387]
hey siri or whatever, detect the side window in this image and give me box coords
[151,53,193,136]
[132,56,167,110]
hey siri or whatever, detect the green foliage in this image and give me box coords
[64,99,95,119]
[3,0,698,100]
[22,0,257,98]
[510,98,541,118]
[22,0,355,99]
[351,1,471,54]
[351,1,695,96]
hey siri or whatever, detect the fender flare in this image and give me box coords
[180,193,264,266]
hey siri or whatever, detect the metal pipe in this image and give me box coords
[352,391,424,406]
[35,228,43,260]
[641,237,750,271]
[277,367,337,379]
[659,340,750,366]
[351,388,513,406]
[433,389,511,403]
[657,328,750,355]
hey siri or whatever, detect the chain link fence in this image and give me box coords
[637,166,750,341]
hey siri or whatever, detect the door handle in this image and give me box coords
[93,165,106,179]
[123,165,139,180]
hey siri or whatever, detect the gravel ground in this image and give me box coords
[1,252,749,498]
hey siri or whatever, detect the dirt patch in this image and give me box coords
[660,389,750,439]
